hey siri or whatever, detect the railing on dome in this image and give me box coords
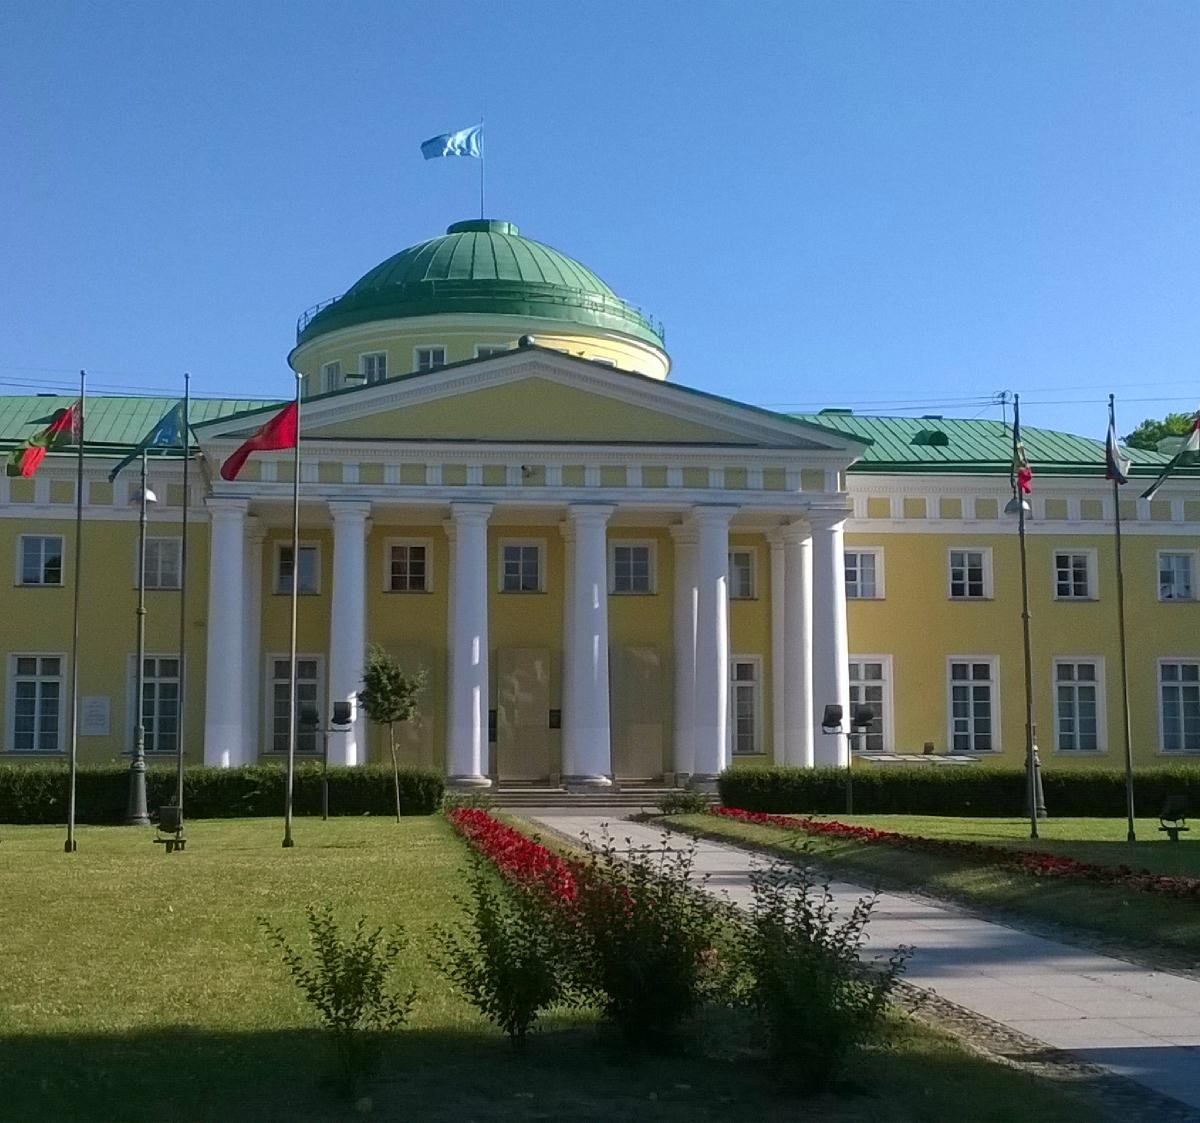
[295,280,665,344]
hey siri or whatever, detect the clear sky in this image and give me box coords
[3,0,1197,438]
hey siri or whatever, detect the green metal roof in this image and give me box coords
[294,219,665,349]
[793,411,1182,478]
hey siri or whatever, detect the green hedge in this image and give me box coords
[717,765,1200,818]
[0,763,444,824]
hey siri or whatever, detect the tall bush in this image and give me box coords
[358,646,427,823]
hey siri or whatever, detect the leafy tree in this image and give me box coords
[1124,412,1197,451]
[358,645,426,822]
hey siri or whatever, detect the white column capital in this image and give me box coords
[566,502,615,526]
[689,504,738,527]
[206,496,249,519]
[449,501,494,525]
[328,500,373,525]
[807,506,851,531]
[779,519,813,544]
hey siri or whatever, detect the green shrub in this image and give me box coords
[0,763,444,824]
[717,765,1200,817]
[657,789,712,815]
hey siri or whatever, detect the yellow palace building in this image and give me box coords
[3,218,1198,786]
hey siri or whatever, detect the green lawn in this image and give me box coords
[661,813,1200,964]
[0,816,1114,1122]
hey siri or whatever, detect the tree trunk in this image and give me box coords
[388,723,401,823]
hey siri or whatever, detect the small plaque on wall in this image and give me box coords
[80,696,111,737]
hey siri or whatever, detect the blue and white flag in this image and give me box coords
[420,125,483,160]
[108,401,186,481]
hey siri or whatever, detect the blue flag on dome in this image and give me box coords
[421,125,483,160]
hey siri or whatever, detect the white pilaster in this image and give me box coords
[670,524,698,780]
[811,507,851,766]
[691,506,735,785]
[782,522,814,767]
[204,498,248,767]
[447,502,493,786]
[241,518,264,765]
[562,504,615,788]
[328,501,372,767]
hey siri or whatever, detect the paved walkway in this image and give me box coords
[521,809,1200,1114]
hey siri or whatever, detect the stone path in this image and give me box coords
[521,809,1200,1115]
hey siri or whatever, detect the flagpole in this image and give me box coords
[1111,394,1136,843]
[176,374,190,826]
[125,449,151,826]
[64,370,85,854]
[283,372,302,849]
[479,116,485,219]
[1012,394,1039,841]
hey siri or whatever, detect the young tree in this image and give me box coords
[358,645,426,822]
[1124,411,1197,451]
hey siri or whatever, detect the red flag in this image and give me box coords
[6,401,82,478]
[219,401,298,480]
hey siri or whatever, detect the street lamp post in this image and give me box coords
[125,450,156,826]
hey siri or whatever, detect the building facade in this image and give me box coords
[3,219,1198,783]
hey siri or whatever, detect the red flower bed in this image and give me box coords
[712,806,1200,902]
[447,806,577,902]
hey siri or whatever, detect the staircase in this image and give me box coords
[485,785,708,810]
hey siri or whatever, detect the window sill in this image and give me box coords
[5,750,66,757]
[498,590,547,596]
[1053,748,1107,755]
[272,591,321,597]
[385,588,433,595]
[947,596,993,603]
[14,583,64,589]
[1158,598,1199,604]
[610,590,657,597]
[1053,597,1099,604]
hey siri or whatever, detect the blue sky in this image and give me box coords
[3,0,1197,438]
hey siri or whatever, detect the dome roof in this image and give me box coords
[296,219,664,348]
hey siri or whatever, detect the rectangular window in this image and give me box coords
[1054,551,1094,600]
[848,659,889,752]
[475,345,508,359]
[321,361,341,393]
[1159,552,1196,602]
[388,542,428,592]
[501,543,542,593]
[360,352,387,383]
[948,549,989,599]
[415,346,446,373]
[949,659,997,751]
[1054,660,1102,751]
[276,544,319,595]
[270,657,321,754]
[19,535,64,586]
[729,550,755,599]
[611,543,653,594]
[9,655,63,753]
[1160,660,1200,753]
[142,538,182,590]
[844,550,882,599]
[730,658,760,755]
[139,656,180,753]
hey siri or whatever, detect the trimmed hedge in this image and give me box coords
[717,765,1200,818]
[0,763,444,824]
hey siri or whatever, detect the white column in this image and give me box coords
[559,521,575,785]
[670,524,698,781]
[447,502,492,786]
[768,529,786,766]
[811,507,851,766]
[204,498,248,767]
[328,501,372,767]
[782,522,815,767]
[562,504,614,788]
[241,518,264,765]
[691,506,735,786]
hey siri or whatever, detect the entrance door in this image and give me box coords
[496,647,551,782]
[610,646,664,781]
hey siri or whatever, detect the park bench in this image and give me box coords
[1158,795,1189,843]
[153,805,186,853]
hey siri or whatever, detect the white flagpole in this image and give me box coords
[176,374,190,821]
[64,371,85,853]
[1111,395,1136,842]
[283,373,302,848]
[479,116,485,219]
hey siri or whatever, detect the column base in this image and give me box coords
[563,774,614,793]
[447,774,493,790]
[685,774,719,793]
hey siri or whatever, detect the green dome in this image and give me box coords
[296,219,664,348]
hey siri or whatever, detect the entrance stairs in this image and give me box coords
[485,785,711,810]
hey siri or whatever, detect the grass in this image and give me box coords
[0,816,1114,1122]
[661,813,1200,963]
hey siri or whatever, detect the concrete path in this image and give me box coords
[521,808,1200,1115]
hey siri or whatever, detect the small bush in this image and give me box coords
[738,861,910,1092]
[260,905,416,1088]
[441,789,495,813]
[657,790,712,815]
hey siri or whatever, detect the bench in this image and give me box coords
[1158,795,1190,843]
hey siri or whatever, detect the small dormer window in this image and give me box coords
[321,362,341,393]
[360,353,387,383]
[415,347,446,373]
[475,345,508,359]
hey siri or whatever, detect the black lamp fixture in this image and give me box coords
[820,704,843,734]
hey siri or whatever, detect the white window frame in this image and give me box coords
[946,656,1000,753]
[608,539,657,595]
[359,351,387,383]
[1158,550,1198,602]
[274,540,321,596]
[384,537,433,593]
[7,653,66,754]
[17,534,65,587]
[1158,658,1200,755]
[1051,548,1097,601]
[413,345,447,373]
[845,547,885,600]
[265,653,326,755]
[728,654,763,756]
[137,537,183,591]
[498,538,546,594]
[1051,657,1107,753]
[728,548,756,600]
[320,361,341,394]
[848,654,894,752]
[474,344,509,359]
[947,547,993,600]
[126,653,183,754]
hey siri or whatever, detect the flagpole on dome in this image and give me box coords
[283,372,302,849]
[1107,394,1136,842]
[479,115,485,219]
[64,370,85,854]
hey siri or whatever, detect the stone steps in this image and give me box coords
[483,786,710,809]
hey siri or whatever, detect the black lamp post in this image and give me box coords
[299,701,354,820]
[821,703,874,814]
[125,450,155,826]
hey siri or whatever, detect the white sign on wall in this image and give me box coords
[80,696,111,737]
